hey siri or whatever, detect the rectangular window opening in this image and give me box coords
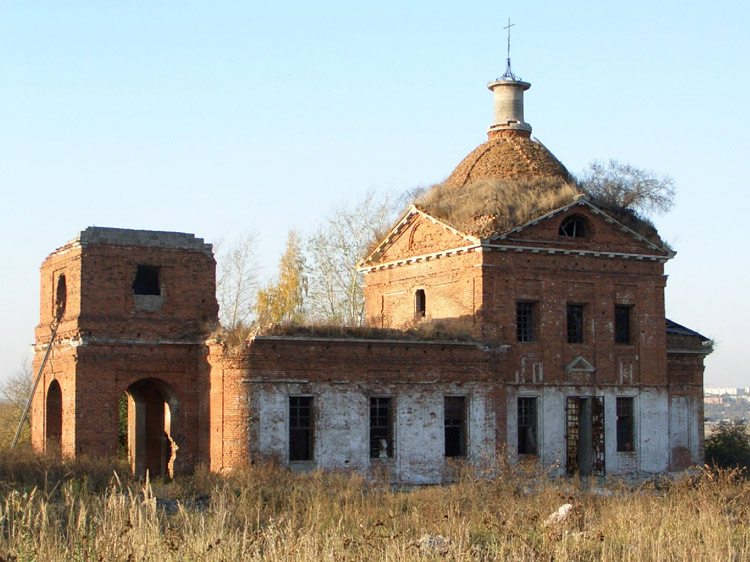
[369,397,393,458]
[132,265,161,296]
[567,304,584,344]
[518,397,538,455]
[617,397,635,452]
[289,396,313,461]
[615,305,632,344]
[444,396,466,457]
[516,301,536,343]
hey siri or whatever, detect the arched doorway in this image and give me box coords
[121,379,179,478]
[46,380,62,453]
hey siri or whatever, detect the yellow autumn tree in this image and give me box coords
[254,230,307,326]
[0,360,33,450]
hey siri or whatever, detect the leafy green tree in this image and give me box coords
[254,230,307,326]
[705,420,750,473]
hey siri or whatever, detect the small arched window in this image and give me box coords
[55,274,67,321]
[559,215,589,238]
[415,289,426,319]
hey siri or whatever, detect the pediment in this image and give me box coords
[565,356,596,373]
[487,198,673,259]
[359,206,478,269]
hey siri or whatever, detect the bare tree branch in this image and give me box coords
[215,231,261,329]
[305,190,397,326]
[579,160,675,216]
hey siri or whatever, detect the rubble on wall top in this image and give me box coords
[70,226,213,254]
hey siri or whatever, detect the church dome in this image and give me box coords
[414,70,579,238]
[443,71,571,188]
[444,134,571,188]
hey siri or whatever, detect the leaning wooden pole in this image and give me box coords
[11,309,62,451]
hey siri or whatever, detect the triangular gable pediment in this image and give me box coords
[485,197,673,259]
[358,206,479,269]
[565,356,596,373]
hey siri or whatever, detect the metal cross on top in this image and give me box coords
[501,17,518,81]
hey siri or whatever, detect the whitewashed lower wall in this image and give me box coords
[250,381,496,484]
[506,386,674,475]
[252,382,695,482]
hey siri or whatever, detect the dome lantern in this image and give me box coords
[487,18,532,139]
[487,78,532,139]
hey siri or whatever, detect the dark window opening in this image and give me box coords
[518,397,538,454]
[415,289,426,318]
[370,397,393,458]
[444,396,466,457]
[615,305,632,344]
[567,304,585,344]
[289,396,313,461]
[516,301,535,342]
[559,215,589,238]
[55,274,67,321]
[132,265,161,296]
[617,397,635,452]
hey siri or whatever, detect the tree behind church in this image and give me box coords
[254,230,307,326]
[215,230,261,329]
[305,191,395,326]
[579,159,675,216]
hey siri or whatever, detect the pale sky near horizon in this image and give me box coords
[1,1,748,387]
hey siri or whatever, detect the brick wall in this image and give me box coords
[31,228,218,474]
[364,205,670,389]
[207,336,503,479]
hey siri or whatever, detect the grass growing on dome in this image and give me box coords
[416,177,581,237]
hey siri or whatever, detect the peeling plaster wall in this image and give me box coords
[506,386,672,475]
[249,381,496,485]
[639,389,670,472]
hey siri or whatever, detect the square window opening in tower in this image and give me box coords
[133,265,161,296]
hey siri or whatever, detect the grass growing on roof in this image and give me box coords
[416,177,581,237]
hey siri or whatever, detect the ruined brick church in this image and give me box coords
[30,69,711,483]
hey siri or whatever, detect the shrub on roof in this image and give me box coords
[415,177,581,237]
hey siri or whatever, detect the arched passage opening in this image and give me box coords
[46,380,62,454]
[120,379,180,479]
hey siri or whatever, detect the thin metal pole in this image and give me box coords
[11,322,58,451]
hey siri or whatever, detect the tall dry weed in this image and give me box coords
[0,456,748,560]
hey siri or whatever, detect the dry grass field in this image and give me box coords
[0,451,749,561]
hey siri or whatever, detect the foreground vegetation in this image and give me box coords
[0,453,749,561]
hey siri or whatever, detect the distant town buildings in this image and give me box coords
[704,388,750,396]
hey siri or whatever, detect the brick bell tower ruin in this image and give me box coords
[30,228,217,477]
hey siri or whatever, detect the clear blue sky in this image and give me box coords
[1,1,747,387]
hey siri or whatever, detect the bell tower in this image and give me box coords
[30,227,218,476]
